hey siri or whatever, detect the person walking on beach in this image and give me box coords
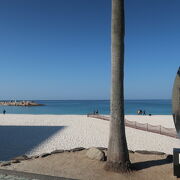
[96,109,99,115]
[137,109,142,115]
[143,110,146,115]
[3,109,6,115]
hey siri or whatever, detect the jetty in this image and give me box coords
[0,101,44,106]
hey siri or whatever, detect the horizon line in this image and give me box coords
[0,99,171,101]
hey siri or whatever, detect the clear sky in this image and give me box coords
[0,0,179,100]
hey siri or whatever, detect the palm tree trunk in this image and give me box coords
[105,0,131,172]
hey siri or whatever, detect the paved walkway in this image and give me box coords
[0,174,37,180]
[0,169,74,180]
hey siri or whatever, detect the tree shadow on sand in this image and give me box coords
[132,155,173,171]
[0,126,66,161]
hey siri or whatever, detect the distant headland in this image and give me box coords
[0,101,44,106]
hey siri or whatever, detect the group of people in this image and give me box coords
[137,109,146,115]
[137,109,152,116]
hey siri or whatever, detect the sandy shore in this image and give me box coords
[0,114,179,161]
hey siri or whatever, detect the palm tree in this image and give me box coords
[104,0,131,172]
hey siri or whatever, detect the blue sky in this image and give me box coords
[0,0,179,100]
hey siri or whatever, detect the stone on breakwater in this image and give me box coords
[11,159,20,163]
[70,147,85,152]
[135,150,165,155]
[40,153,51,158]
[129,150,135,153]
[51,149,64,154]
[96,147,107,151]
[86,147,105,161]
[1,161,11,167]
[13,155,29,161]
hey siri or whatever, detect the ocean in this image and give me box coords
[0,100,172,115]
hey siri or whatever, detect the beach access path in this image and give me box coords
[0,114,179,160]
[0,169,72,180]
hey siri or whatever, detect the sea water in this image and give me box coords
[0,99,172,115]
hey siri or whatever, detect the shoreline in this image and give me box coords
[0,113,172,115]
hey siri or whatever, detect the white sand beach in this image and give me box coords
[0,114,179,160]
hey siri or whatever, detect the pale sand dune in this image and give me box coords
[0,114,179,159]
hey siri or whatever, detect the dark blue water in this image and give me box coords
[0,100,172,115]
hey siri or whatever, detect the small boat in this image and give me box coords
[172,67,180,135]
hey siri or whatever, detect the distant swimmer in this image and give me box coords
[3,109,6,115]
